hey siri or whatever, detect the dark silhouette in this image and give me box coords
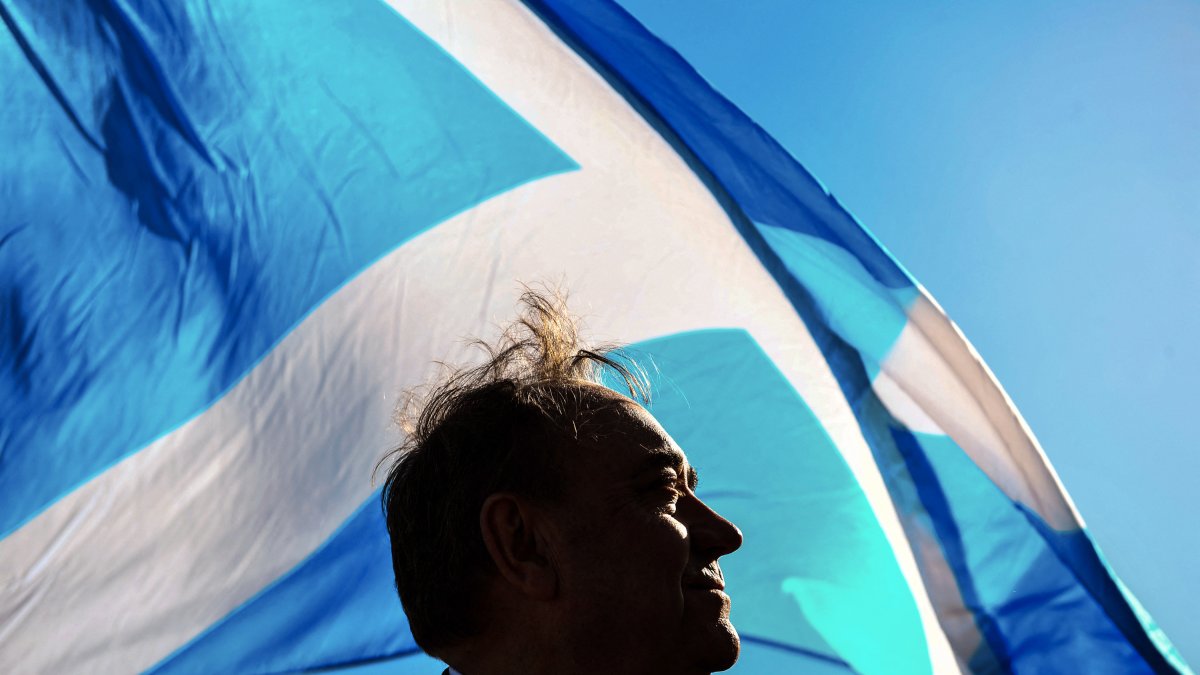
[379,289,743,675]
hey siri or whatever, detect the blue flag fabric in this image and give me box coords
[0,1,1188,673]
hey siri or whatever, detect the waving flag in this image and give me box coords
[0,0,1189,672]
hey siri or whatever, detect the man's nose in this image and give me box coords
[685,495,743,558]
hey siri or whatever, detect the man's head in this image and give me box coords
[380,290,742,674]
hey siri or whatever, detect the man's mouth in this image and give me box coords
[683,568,725,591]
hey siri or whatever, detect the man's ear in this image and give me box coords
[479,493,558,601]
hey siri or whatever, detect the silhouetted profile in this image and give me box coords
[379,289,743,675]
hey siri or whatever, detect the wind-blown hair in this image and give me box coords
[379,289,648,656]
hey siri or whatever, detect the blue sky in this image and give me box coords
[618,0,1200,662]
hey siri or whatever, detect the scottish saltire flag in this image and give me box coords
[0,0,1189,672]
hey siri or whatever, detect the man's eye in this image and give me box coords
[644,473,683,511]
[658,480,683,504]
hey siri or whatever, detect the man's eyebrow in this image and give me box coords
[636,448,698,489]
[636,447,685,475]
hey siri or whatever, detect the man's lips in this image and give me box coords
[683,570,725,591]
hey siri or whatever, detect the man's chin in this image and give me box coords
[682,612,740,673]
[706,619,740,672]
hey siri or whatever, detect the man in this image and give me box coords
[380,290,744,675]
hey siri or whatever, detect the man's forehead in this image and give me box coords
[568,385,689,468]
[573,385,674,446]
